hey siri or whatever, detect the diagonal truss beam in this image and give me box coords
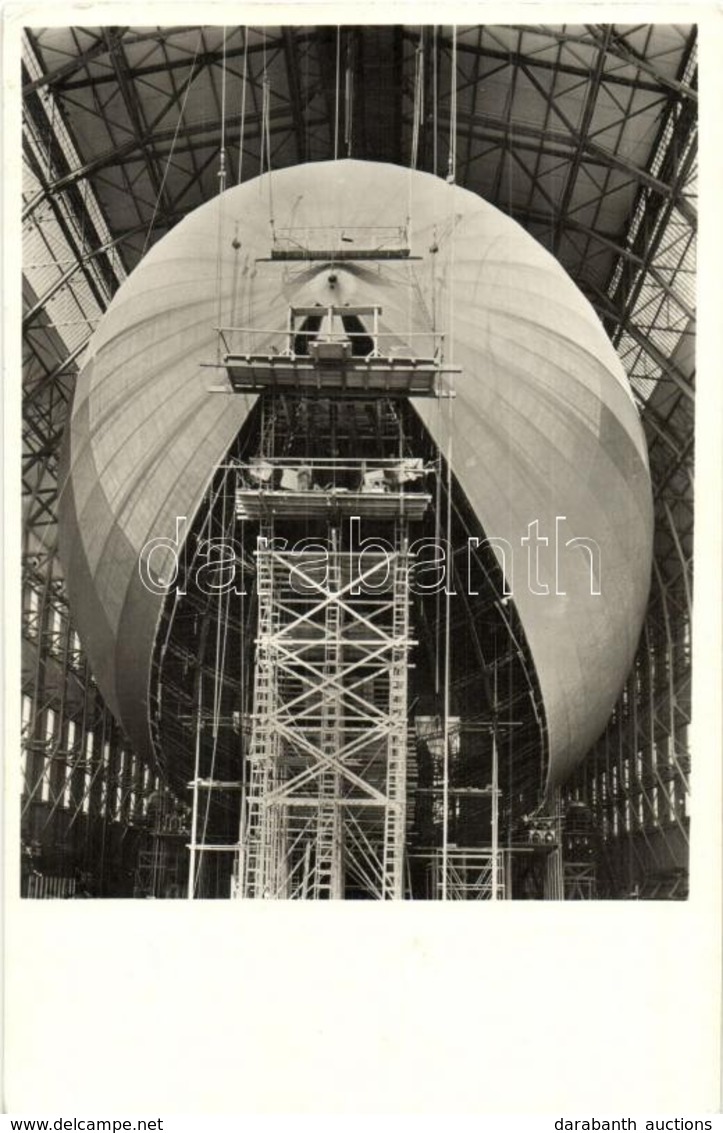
[435,29,694,98]
[584,23,697,103]
[593,287,694,401]
[22,27,128,96]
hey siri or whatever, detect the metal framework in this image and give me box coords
[132,788,191,899]
[429,849,505,900]
[21,542,163,895]
[218,303,457,399]
[20,24,697,898]
[236,495,419,899]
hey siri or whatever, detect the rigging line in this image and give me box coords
[141,31,202,258]
[230,221,242,325]
[407,27,425,339]
[210,486,231,738]
[238,463,247,870]
[264,72,275,232]
[219,26,228,168]
[441,409,453,902]
[344,33,353,156]
[411,29,424,170]
[259,30,268,179]
[441,135,457,901]
[433,386,443,702]
[447,25,457,184]
[188,672,203,899]
[215,26,228,365]
[237,27,248,185]
[192,475,223,895]
[433,25,438,178]
[195,471,234,896]
[334,25,341,161]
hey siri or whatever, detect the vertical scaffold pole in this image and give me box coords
[441,376,454,901]
[235,463,420,899]
[187,676,202,899]
[491,722,499,902]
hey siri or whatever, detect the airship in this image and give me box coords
[58,160,653,898]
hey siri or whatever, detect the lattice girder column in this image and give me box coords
[237,514,416,899]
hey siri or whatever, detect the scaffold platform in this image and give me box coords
[234,457,433,522]
[223,355,448,397]
[264,224,415,261]
[236,486,431,522]
[215,305,459,399]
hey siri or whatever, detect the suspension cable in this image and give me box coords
[259,30,268,178]
[195,472,234,896]
[219,26,227,182]
[411,29,424,170]
[263,71,275,232]
[141,31,201,258]
[344,34,353,156]
[441,380,454,901]
[334,26,341,160]
[237,27,248,185]
[215,27,228,363]
[447,26,457,184]
[433,26,438,177]
[440,109,458,898]
[188,672,202,898]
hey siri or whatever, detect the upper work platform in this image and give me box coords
[264,224,416,261]
[216,305,460,399]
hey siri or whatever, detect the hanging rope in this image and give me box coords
[447,26,457,184]
[433,26,438,177]
[214,27,229,364]
[440,48,458,895]
[237,27,248,185]
[141,31,201,258]
[433,403,443,700]
[441,438,453,899]
[187,672,203,899]
[440,360,455,900]
[261,70,275,233]
[406,24,425,316]
[334,26,341,160]
[195,471,234,896]
[259,71,267,176]
[238,478,247,844]
[259,30,268,178]
[219,27,227,189]
[344,34,353,156]
[405,27,426,354]
[410,29,424,170]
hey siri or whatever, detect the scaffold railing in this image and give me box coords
[235,457,433,522]
[268,224,411,261]
[218,308,443,362]
[213,305,459,398]
[424,848,507,900]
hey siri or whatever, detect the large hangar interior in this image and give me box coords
[20,24,696,900]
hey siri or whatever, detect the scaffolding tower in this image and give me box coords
[209,290,447,898]
[235,473,429,899]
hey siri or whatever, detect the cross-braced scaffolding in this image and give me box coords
[21,25,696,899]
[429,848,505,900]
[237,508,419,899]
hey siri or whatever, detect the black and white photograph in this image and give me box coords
[4,5,721,1117]
[18,21,697,902]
